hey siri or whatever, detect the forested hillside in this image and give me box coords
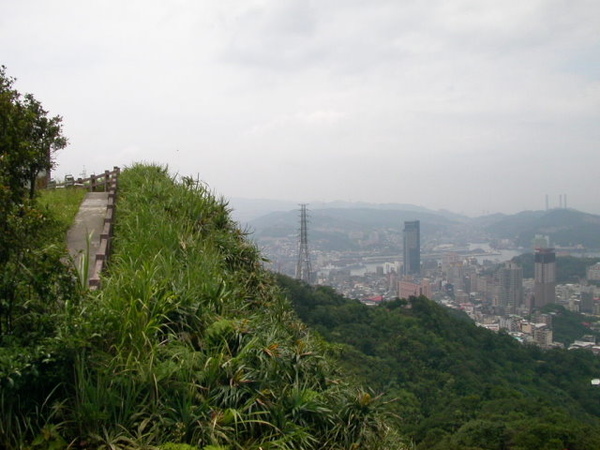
[277,274,600,449]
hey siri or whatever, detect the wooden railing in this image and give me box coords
[55,166,120,290]
[89,167,119,290]
[52,166,121,192]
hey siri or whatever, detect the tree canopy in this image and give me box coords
[0,65,67,204]
[277,274,600,449]
[0,68,74,397]
[0,65,68,275]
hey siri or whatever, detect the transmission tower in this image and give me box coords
[295,204,312,284]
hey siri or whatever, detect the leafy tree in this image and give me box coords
[0,69,75,447]
[0,65,66,204]
[20,93,67,199]
[0,66,70,336]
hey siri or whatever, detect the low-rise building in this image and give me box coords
[399,278,432,299]
[587,263,600,281]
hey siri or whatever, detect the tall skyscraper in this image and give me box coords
[403,220,420,276]
[533,248,556,309]
[498,261,523,313]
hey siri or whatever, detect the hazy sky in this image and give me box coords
[2,0,599,216]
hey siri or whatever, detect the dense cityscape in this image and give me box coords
[255,208,600,351]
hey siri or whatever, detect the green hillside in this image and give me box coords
[0,164,403,448]
[5,163,600,449]
[277,274,600,449]
[485,209,600,248]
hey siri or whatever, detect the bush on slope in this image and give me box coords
[276,274,600,449]
[65,164,405,449]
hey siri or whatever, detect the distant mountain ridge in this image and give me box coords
[229,198,466,224]
[484,208,600,248]
[237,199,600,250]
[246,207,462,252]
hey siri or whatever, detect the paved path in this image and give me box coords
[66,192,109,278]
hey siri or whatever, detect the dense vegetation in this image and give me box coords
[1,68,401,448]
[4,64,600,448]
[1,164,404,448]
[277,274,600,449]
[0,65,73,342]
[1,66,80,448]
[0,65,67,202]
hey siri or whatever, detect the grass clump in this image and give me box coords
[64,163,405,449]
[1,164,404,448]
[38,187,86,233]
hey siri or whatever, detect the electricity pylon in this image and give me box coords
[295,204,312,284]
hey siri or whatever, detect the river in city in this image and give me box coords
[346,243,523,276]
[467,243,522,265]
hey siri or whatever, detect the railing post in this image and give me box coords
[88,166,120,290]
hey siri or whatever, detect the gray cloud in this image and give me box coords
[1,0,599,216]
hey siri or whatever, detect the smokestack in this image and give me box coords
[564,194,567,209]
[559,194,562,209]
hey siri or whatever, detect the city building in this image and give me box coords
[442,252,461,270]
[533,234,550,249]
[498,261,523,313]
[581,286,595,314]
[446,261,465,292]
[533,248,556,310]
[403,220,420,276]
[533,324,553,347]
[399,279,432,299]
[587,262,600,281]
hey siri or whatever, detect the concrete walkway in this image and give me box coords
[66,192,109,278]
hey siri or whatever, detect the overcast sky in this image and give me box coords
[2,0,599,216]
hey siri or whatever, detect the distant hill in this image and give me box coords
[228,198,301,223]
[247,207,462,251]
[230,198,467,224]
[484,209,600,248]
[237,201,600,252]
[511,253,600,283]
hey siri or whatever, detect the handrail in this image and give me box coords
[52,166,120,192]
[84,167,120,290]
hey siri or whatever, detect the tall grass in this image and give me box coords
[54,163,408,448]
[38,188,86,233]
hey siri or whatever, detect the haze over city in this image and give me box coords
[2,0,599,216]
